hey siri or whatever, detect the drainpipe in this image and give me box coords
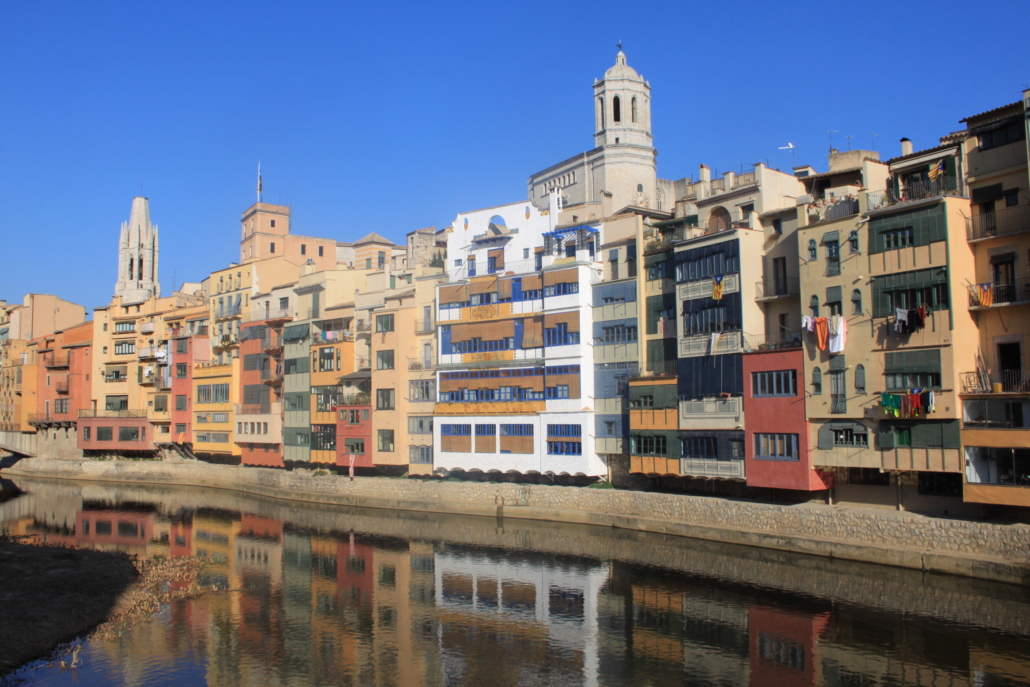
[895,471,905,511]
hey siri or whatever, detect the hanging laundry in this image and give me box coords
[802,315,811,331]
[711,275,725,301]
[814,317,829,351]
[907,308,920,333]
[881,393,902,417]
[658,316,666,335]
[895,308,908,334]
[709,331,723,355]
[829,317,847,354]
[806,316,816,332]
[910,391,923,416]
[916,305,928,329]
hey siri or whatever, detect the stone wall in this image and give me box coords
[5,458,1030,585]
[32,427,83,461]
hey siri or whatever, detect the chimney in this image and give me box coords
[900,138,913,156]
[698,164,711,183]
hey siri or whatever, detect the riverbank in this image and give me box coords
[5,457,1030,585]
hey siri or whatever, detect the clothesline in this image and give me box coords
[881,389,935,418]
[801,315,847,353]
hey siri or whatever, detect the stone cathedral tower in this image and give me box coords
[115,196,160,303]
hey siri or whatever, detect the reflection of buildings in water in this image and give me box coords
[748,605,827,687]
[432,548,608,686]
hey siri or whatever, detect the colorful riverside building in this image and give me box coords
[796,136,978,513]
[431,197,605,479]
[27,321,94,459]
[958,92,1030,509]
[164,304,210,454]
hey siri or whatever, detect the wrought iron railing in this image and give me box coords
[55,380,69,394]
[755,277,799,299]
[337,393,371,406]
[408,358,435,370]
[415,319,435,334]
[79,409,148,418]
[967,278,1030,307]
[830,393,847,414]
[44,354,70,368]
[967,204,1030,241]
[743,330,803,351]
[825,256,841,277]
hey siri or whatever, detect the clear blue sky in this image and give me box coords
[2,0,1028,314]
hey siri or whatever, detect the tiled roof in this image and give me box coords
[355,232,394,246]
[887,142,959,164]
[324,302,355,312]
[959,101,1021,123]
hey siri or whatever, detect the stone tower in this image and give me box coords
[115,196,160,303]
[594,49,653,149]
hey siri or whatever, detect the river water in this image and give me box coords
[1,476,1029,686]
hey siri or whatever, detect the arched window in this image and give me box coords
[128,256,134,280]
[597,97,605,129]
[849,230,860,253]
[855,364,866,393]
[809,295,819,317]
[637,184,644,192]
[613,95,621,123]
[812,367,822,395]
[631,97,638,123]
[808,239,817,261]
[138,256,144,281]
[852,289,863,315]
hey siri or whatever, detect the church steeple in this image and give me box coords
[115,196,160,303]
[594,48,652,149]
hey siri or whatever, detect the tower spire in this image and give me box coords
[257,162,263,203]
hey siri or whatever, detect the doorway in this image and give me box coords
[997,342,1022,391]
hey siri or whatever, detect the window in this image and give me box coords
[196,412,229,423]
[318,245,324,257]
[175,395,187,411]
[174,423,187,434]
[118,426,140,442]
[808,239,817,261]
[83,427,91,441]
[855,365,866,393]
[196,432,230,443]
[378,429,394,452]
[376,350,394,370]
[197,384,230,404]
[409,416,434,433]
[409,445,433,463]
[881,227,914,251]
[301,244,307,255]
[825,241,840,275]
[773,218,783,235]
[543,282,579,297]
[318,347,339,372]
[547,440,582,455]
[376,314,394,333]
[833,428,868,447]
[97,427,113,441]
[544,322,579,347]
[105,395,128,411]
[344,438,365,454]
[409,380,435,401]
[270,242,276,254]
[279,297,289,311]
[979,120,1026,151]
[849,230,860,253]
[311,424,336,451]
[1005,189,1019,207]
[612,95,621,122]
[812,367,822,395]
[475,424,496,436]
[441,424,471,436]
[102,323,108,332]
[176,363,187,378]
[601,325,637,343]
[500,424,533,436]
[376,389,395,410]
[809,295,819,318]
[755,433,798,460]
[851,289,863,315]
[114,321,135,333]
[270,219,275,228]
[681,436,717,458]
[114,341,136,355]
[646,261,667,281]
[545,385,570,399]
[752,370,797,397]
[312,386,341,412]
[630,435,666,455]
[547,424,581,436]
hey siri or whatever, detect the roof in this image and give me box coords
[959,101,1021,123]
[339,370,372,381]
[270,281,297,291]
[354,232,394,246]
[696,185,759,207]
[887,142,959,164]
[385,289,416,302]
[324,302,355,312]
[758,206,798,218]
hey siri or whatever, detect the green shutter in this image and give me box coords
[830,355,846,371]
[817,424,834,450]
[826,285,842,303]
[855,365,866,392]
[877,424,895,449]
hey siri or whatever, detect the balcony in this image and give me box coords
[244,307,291,323]
[261,365,284,387]
[755,277,799,301]
[830,393,847,414]
[636,359,678,377]
[679,457,745,480]
[408,358,435,371]
[215,304,242,319]
[678,273,739,301]
[355,322,372,334]
[29,411,72,424]
[415,319,435,334]
[104,375,129,383]
[967,278,1030,309]
[337,393,371,407]
[680,396,742,420]
[55,380,69,395]
[743,330,803,352]
[678,330,743,358]
[79,409,148,418]
[140,322,155,334]
[872,176,963,209]
[963,398,1028,428]
[968,205,1030,241]
[961,369,1030,394]
[213,334,238,348]
[44,354,70,368]
[825,256,841,277]
[138,346,167,360]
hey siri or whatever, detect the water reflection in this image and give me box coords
[2,477,1030,686]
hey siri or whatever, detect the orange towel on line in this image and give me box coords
[814,317,829,351]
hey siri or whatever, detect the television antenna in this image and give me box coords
[778,142,795,167]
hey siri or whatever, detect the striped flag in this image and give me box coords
[711,275,724,300]
[978,283,994,307]
[928,160,945,181]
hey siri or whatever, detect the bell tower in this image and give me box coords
[115,196,160,303]
[594,48,653,149]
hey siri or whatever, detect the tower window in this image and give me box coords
[637,184,643,192]
[613,95,621,123]
[318,246,324,257]
[270,242,276,254]
[631,97,637,123]
[301,244,306,255]
[270,220,276,228]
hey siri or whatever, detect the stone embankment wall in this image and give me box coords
[5,458,1030,585]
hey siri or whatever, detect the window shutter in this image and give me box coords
[877,424,895,449]
[943,156,957,180]
[817,424,834,450]
[812,367,822,394]
[830,355,846,371]
[826,285,842,303]
[942,420,961,449]
[855,365,866,393]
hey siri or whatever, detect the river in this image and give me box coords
[1,475,1029,686]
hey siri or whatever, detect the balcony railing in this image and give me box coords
[235,403,280,416]
[879,176,962,208]
[825,255,841,277]
[29,411,71,423]
[967,278,1030,308]
[961,369,1030,394]
[243,307,291,323]
[830,394,847,414]
[55,380,69,394]
[337,393,371,406]
[104,375,129,383]
[743,330,803,351]
[355,322,372,333]
[640,360,678,377]
[44,354,70,368]
[755,277,799,300]
[138,346,167,360]
[79,409,148,418]
[415,319,435,334]
[216,304,242,319]
[408,358,435,370]
[967,204,1030,241]
[140,323,155,334]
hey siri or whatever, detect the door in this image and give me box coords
[993,260,1015,303]
[773,257,787,295]
[980,201,997,236]
[422,343,432,369]
[997,342,1022,391]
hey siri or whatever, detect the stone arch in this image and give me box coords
[708,206,731,232]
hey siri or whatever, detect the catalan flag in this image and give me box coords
[977,283,994,307]
[711,275,724,301]
[928,160,945,181]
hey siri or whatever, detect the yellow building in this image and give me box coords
[192,360,239,460]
